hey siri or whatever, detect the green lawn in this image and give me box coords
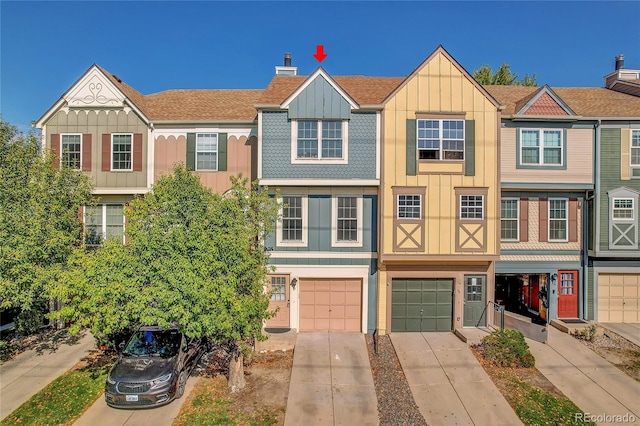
[1,360,110,426]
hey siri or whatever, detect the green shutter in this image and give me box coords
[464,119,475,176]
[186,133,196,171]
[218,133,227,171]
[406,119,417,176]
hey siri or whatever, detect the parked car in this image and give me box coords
[105,325,207,408]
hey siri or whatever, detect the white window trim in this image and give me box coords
[397,194,422,220]
[519,129,564,166]
[417,119,465,161]
[276,195,308,247]
[331,195,363,248]
[290,120,348,165]
[612,197,634,221]
[548,198,568,242]
[111,133,133,171]
[500,198,519,241]
[195,132,219,171]
[631,130,640,177]
[460,195,484,220]
[60,133,83,170]
[84,204,126,245]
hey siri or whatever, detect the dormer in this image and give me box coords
[605,54,640,97]
[514,85,576,117]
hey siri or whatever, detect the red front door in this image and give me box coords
[557,270,578,318]
[266,275,290,328]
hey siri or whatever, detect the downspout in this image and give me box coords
[585,120,600,320]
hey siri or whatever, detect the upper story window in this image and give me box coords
[632,130,640,174]
[332,195,363,247]
[613,198,634,220]
[292,120,347,164]
[276,195,308,247]
[501,199,519,241]
[398,195,422,219]
[84,204,125,246]
[520,129,562,166]
[417,119,464,160]
[61,134,81,169]
[196,133,218,171]
[549,198,568,241]
[112,134,132,171]
[460,195,484,220]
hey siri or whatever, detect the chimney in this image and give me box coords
[615,54,624,71]
[275,52,297,76]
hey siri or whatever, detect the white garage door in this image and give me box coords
[598,274,640,323]
[299,279,362,331]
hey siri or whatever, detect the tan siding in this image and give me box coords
[621,128,631,180]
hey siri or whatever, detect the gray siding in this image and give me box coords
[367,259,378,334]
[288,75,351,119]
[261,111,377,179]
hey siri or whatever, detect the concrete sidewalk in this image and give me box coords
[527,327,640,421]
[0,330,95,420]
[390,332,522,426]
[284,332,378,426]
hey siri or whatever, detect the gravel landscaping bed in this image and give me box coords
[365,334,427,426]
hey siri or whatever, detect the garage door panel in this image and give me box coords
[299,278,362,332]
[315,281,331,291]
[598,273,640,324]
[345,292,360,305]
[331,292,345,305]
[391,279,453,332]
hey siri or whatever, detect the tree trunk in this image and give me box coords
[228,348,246,393]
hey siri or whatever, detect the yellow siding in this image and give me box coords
[621,128,631,181]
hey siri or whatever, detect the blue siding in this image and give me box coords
[288,75,351,119]
[261,111,377,179]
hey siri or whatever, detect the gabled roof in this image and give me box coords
[96,65,148,113]
[485,85,640,117]
[514,85,576,116]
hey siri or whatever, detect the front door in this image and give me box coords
[557,270,578,318]
[266,275,290,328]
[463,275,486,327]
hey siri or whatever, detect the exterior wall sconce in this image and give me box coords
[551,273,558,281]
[290,278,297,289]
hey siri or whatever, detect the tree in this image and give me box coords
[0,119,93,332]
[51,166,279,391]
[473,63,537,86]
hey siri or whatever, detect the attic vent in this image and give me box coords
[112,74,122,83]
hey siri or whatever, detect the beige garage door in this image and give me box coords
[598,274,640,323]
[299,279,362,331]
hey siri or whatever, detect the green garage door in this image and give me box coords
[392,279,453,332]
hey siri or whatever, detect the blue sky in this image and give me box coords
[1,1,639,133]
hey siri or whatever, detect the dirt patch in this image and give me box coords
[571,325,640,383]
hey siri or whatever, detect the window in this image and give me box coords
[294,120,344,160]
[398,195,421,219]
[613,198,634,220]
[270,277,286,301]
[520,129,562,166]
[632,130,640,171]
[112,134,132,171]
[549,199,568,241]
[84,204,124,245]
[460,195,484,219]
[281,196,303,241]
[196,133,218,171]
[501,199,519,241]
[61,134,81,169]
[560,273,574,295]
[465,277,483,302]
[336,196,357,242]
[417,119,464,160]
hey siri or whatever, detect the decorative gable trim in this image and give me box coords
[280,67,359,110]
[515,85,576,116]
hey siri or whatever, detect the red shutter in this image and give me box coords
[520,198,528,242]
[82,134,92,172]
[51,134,60,170]
[102,134,111,171]
[133,133,143,171]
[539,198,548,242]
[568,198,578,242]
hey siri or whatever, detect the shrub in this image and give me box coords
[571,324,597,342]
[0,340,15,362]
[480,329,535,368]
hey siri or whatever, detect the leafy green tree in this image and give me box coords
[0,119,93,332]
[51,166,279,391]
[473,63,537,86]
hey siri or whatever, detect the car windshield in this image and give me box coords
[124,329,182,358]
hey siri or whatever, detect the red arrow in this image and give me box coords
[313,45,327,62]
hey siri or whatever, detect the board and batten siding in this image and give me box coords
[287,75,351,119]
[46,109,147,189]
[261,111,377,179]
[381,51,500,256]
[154,134,255,193]
[501,128,593,184]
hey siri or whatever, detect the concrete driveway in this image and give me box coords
[600,323,640,347]
[390,332,521,426]
[284,332,378,426]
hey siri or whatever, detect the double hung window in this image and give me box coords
[296,120,344,160]
[196,133,218,171]
[397,195,422,219]
[61,134,81,169]
[520,129,562,166]
[460,195,484,219]
[549,199,568,241]
[632,130,640,176]
[613,199,634,220]
[112,134,132,171]
[281,196,303,242]
[501,199,519,241]
[417,119,464,160]
[84,204,125,245]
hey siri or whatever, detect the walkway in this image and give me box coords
[390,332,522,426]
[600,323,640,348]
[284,332,378,426]
[0,331,95,420]
[527,327,640,420]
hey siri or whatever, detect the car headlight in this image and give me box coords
[106,375,116,385]
[150,373,172,388]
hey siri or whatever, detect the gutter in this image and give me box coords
[151,119,257,126]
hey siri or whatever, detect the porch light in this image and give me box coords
[290,278,297,289]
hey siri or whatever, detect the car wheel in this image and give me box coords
[176,371,188,399]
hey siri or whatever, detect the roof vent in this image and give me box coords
[275,53,297,76]
[615,54,624,71]
[111,74,122,83]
